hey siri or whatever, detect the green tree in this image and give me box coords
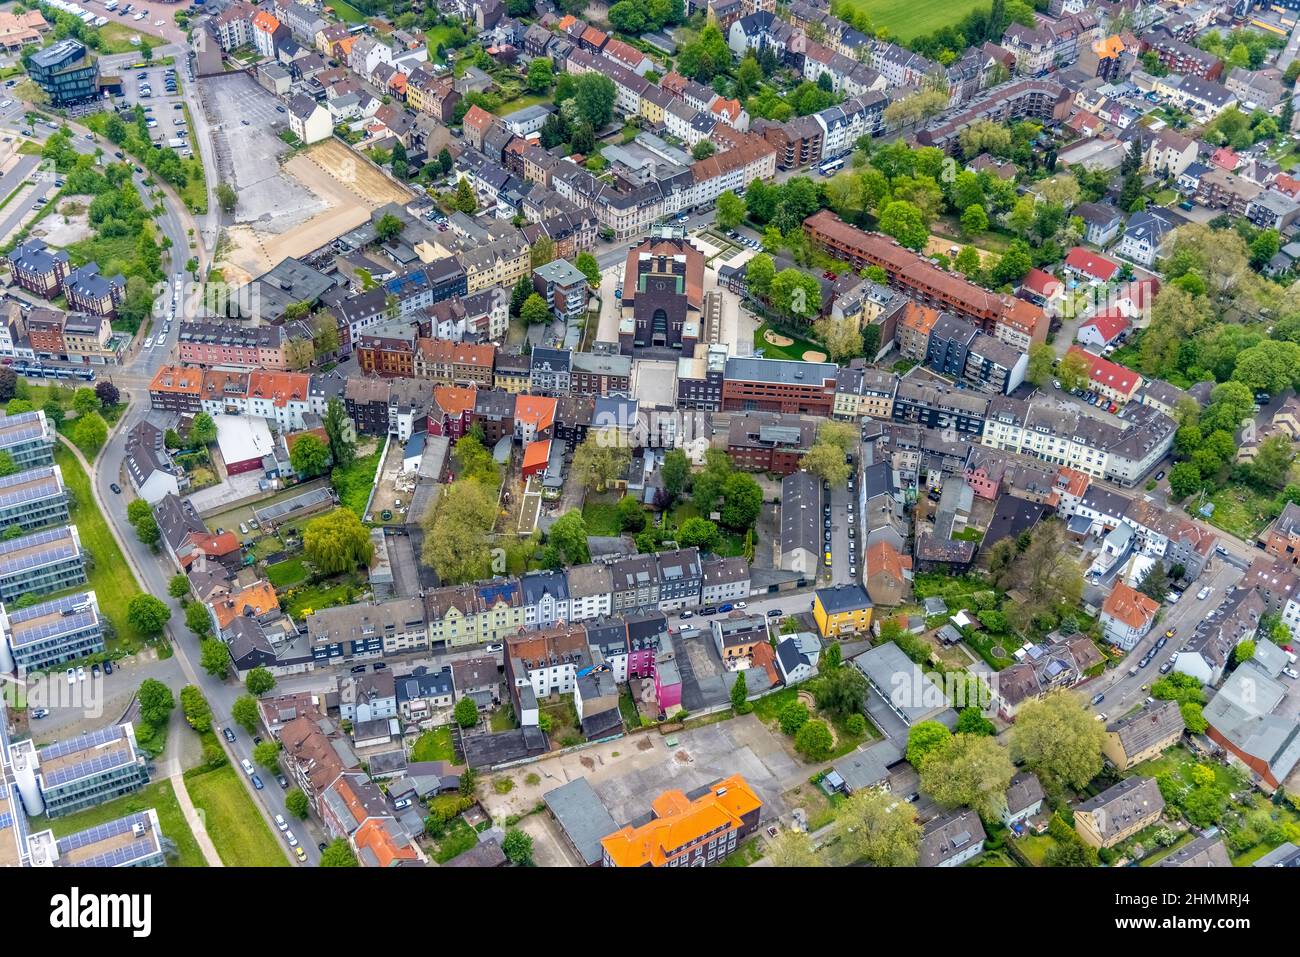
[906,720,953,769]
[745,252,775,298]
[572,429,631,493]
[716,190,746,230]
[720,473,762,530]
[1026,343,1056,387]
[231,693,260,733]
[918,733,1016,820]
[956,707,996,736]
[168,574,190,600]
[137,678,175,727]
[767,828,823,867]
[661,448,690,504]
[779,702,810,735]
[289,433,331,478]
[185,600,212,639]
[245,668,275,697]
[794,718,833,761]
[836,787,922,866]
[575,251,600,287]
[520,292,552,325]
[200,638,231,679]
[190,412,217,446]
[133,512,161,548]
[320,838,359,867]
[375,213,404,243]
[253,740,282,771]
[960,203,989,236]
[74,411,108,451]
[216,182,237,213]
[127,594,170,637]
[527,56,553,92]
[545,510,591,565]
[453,177,478,214]
[1167,461,1203,500]
[1010,690,1105,793]
[677,516,720,551]
[323,398,356,470]
[503,827,534,866]
[286,788,310,819]
[730,669,751,714]
[71,387,99,416]
[454,696,479,728]
[179,685,212,733]
[303,509,374,574]
[878,199,928,250]
[1234,639,1257,664]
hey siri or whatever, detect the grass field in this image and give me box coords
[38,779,206,867]
[266,557,308,588]
[184,764,289,867]
[837,0,989,42]
[327,0,368,23]
[1197,483,1280,540]
[411,727,456,763]
[332,448,383,517]
[54,442,149,654]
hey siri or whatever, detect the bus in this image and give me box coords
[817,157,845,176]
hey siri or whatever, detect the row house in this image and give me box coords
[406,68,460,123]
[413,338,496,387]
[1001,11,1101,76]
[177,321,288,370]
[1141,33,1221,80]
[4,239,69,298]
[726,411,816,474]
[355,322,418,379]
[915,78,1072,152]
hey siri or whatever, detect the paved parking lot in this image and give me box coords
[199,73,317,230]
[117,63,193,154]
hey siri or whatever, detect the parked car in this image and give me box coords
[274,814,287,832]
[485,643,504,653]
[296,846,308,862]
[1090,692,1105,706]
[1155,470,1165,481]
[66,668,75,685]
[718,603,734,613]
[103,659,112,675]
[251,774,264,790]
[285,830,298,847]
[241,758,255,775]
[766,609,783,618]
[76,667,85,681]
[1159,662,1174,674]
[31,708,49,719]
[223,727,236,743]
[277,774,289,789]
[110,482,121,494]
[1284,667,1299,680]
[1197,586,1212,600]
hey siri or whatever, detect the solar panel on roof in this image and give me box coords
[39,724,126,762]
[42,747,134,789]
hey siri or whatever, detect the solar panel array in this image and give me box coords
[57,812,157,868]
[42,745,133,789]
[6,587,95,647]
[0,466,60,511]
[39,723,125,762]
[0,527,78,576]
[0,412,47,448]
[255,486,333,523]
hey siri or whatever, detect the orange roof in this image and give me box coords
[463,104,494,133]
[601,775,762,867]
[1101,582,1159,630]
[522,438,550,471]
[354,817,420,867]
[711,97,742,122]
[1056,466,1090,498]
[557,14,577,30]
[581,25,608,48]
[866,540,911,580]
[603,38,644,67]
[286,427,329,453]
[898,301,940,336]
[1066,345,1140,395]
[208,580,280,631]
[335,34,358,55]
[750,641,779,684]
[252,11,280,32]
[150,365,202,395]
[433,384,477,417]
[1093,34,1124,60]
[418,337,496,367]
[999,296,1047,337]
[513,395,556,431]
[390,73,407,93]
[248,370,310,407]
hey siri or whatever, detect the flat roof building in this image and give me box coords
[0,525,85,604]
[0,590,102,674]
[11,723,149,818]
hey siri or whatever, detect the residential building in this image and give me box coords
[919,809,986,867]
[1100,581,1160,650]
[0,464,67,533]
[1103,699,1184,771]
[0,526,84,603]
[0,590,101,674]
[813,583,873,638]
[1074,776,1164,848]
[9,724,149,818]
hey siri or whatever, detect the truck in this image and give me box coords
[167,137,184,148]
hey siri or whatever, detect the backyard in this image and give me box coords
[280,572,367,620]
[333,445,383,517]
[1195,483,1282,540]
[581,497,622,537]
[753,321,824,363]
[410,727,460,764]
[54,442,149,654]
[37,779,205,868]
[183,764,289,867]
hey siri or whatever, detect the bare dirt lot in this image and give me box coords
[29,195,94,246]
[219,139,411,282]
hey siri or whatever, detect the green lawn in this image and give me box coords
[266,557,308,588]
[184,764,289,867]
[1197,483,1281,540]
[281,575,363,619]
[411,727,456,763]
[37,779,206,867]
[326,0,367,22]
[433,817,479,863]
[332,448,382,517]
[717,836,765,867]
[835,0,990,41]
[53,442,149,654]
[581,500,622,537]
[1014,833,1059,866]
[98,22,162,55]
[753,322,824,362]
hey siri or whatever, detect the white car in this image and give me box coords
[274,814,288,831]
[66,668,76,685]
[1284,667,1299,680]
[0,100,11,108]
[1196,586,1212,600]
[143,337,153,349]
[241,758,255,775]
[285,831,299,847]
[154,19,163,25]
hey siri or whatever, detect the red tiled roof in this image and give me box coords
[1079,311,1130,343]
[1102,582,1159,629]
[1066,345,1141,395]
[1064,247,1120,282]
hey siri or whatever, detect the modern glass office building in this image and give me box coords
[27,39,99,106]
